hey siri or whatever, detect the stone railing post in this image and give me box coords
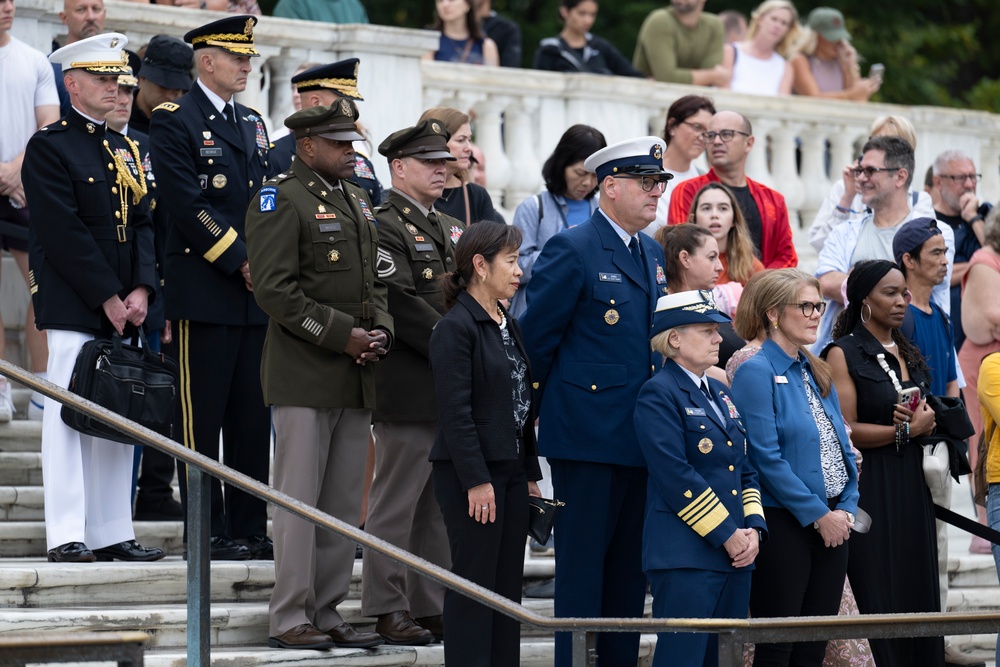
[503,97,543,210]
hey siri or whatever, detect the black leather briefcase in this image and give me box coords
[61,329,178,445]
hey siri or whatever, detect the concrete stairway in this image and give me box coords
[0,391,994,665]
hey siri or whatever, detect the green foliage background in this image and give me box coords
[347,0,1000,113]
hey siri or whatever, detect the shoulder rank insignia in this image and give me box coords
[153,102,180,113]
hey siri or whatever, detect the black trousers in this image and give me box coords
[176,321,270,539]
[433,458,528,667]
[750,506,848,667]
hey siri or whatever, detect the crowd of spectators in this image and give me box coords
[2,0,998,666]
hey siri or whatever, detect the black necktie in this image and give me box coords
[700,381,716,406]
[629,236,643,272]
[224,103,238,132]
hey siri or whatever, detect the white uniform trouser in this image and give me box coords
[42,330,135,550]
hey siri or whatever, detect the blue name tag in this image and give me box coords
[599,272,622,283]
[684,407,707,416]
[414,243,434,252]
[318,223,341,232]
[200,147,223,157]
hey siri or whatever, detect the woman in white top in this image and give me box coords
[650,95,717,234]
[722,0,800,96]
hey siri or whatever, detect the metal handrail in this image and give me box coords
[7,358,999,667]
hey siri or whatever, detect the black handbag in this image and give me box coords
[61,329,178,445]
[527,497,564,544]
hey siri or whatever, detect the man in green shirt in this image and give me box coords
[272,0,368,23]
[633,0,729,85]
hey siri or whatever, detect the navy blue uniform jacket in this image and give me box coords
[149,84,273,325]
[23,109,156,336]
[635,359,766,572]
[520,210,668,466]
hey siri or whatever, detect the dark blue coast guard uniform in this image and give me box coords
[635,359,766,667]
[521,201,669,665]
[148,15,274,556]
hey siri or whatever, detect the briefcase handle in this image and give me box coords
[111,328,159,362]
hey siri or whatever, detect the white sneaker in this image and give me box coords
[0,381,13,423]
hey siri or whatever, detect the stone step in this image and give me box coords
[140,637,659,667]
[0,452,42,485]
[0,485,43,520]
[0,520,185,557]
[0,556,556,608]
[0,418,42,452]
[0,597,567,649]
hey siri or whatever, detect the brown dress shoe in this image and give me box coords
[324,621,384,649]
[267,623,335,650]
[415,614,444,642]
[376,611,435,646]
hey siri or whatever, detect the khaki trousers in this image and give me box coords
[269,406,370,635]
[361,421,450,617]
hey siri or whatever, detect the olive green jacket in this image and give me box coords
[246,158,393,409]
[373,189,464,422]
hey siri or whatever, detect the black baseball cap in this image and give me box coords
[141,35,193,91]
[892,217,942,266]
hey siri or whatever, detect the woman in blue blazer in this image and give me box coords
[730,269,859,667]
[429,221,543,667]
[634,289,766,667]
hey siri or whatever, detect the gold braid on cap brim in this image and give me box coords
[118,74,139,87]
[192,33,259,55]
[70,51,130,73]
[293,77,362,99]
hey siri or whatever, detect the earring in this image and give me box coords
[771,320,779,329]
[861,302,872,324]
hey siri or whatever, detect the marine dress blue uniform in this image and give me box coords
[634,292,766,667]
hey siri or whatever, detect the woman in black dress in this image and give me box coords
[823,260,943,667]
[428,221,543,666]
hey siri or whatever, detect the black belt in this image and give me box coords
[90,225,135,243]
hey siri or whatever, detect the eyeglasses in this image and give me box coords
[702,130,751,143]
[938,173,982,184]
[615,174,669,193]
[852,166,900,178]
[681,120,708,134]
[788,301,827,317]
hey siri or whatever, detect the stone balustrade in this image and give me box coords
[12,0,1000,272]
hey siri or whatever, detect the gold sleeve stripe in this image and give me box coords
[679,488,730,537]
[203,227,238,263]
[742,488,765,518]
[197,210,223,237]
[679,488,715,520]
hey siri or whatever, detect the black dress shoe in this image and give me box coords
[414,615,444,642]
[183,536,251,561]
[133,497,184,521]
[93,540,165,562]
[246,535,273,560]
[324,621,384,649]
[47,542,96,563]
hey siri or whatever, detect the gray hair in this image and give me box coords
[933,150,975,175]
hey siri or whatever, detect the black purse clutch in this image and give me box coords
[527,497,564,544]
[61,329,178,445]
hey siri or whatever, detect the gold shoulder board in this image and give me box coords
[153,102,180,113]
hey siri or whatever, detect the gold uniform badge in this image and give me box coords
[327,249,340,263]
[698,438,713,454]
[422,268,434,280]
[604,309,619,325]
[212,174,227,189]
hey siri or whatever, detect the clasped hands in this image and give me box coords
[345,328,388,365]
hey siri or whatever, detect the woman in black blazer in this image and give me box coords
[429,221,543,667]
